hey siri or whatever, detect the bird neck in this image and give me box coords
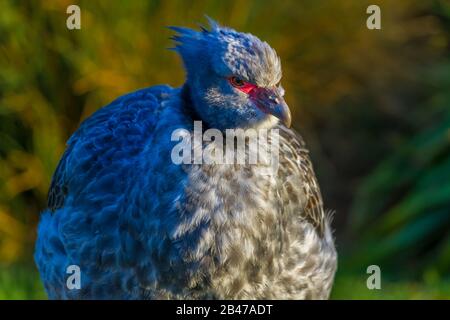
[181,83,211,130]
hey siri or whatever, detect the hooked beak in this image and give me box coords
[269,99,291,128]
[249,88,292,128]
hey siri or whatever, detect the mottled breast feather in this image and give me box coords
[163,120,336,299]
[277,125,328,236]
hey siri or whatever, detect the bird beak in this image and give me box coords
[249,88,292,128]
[268,98,291,128]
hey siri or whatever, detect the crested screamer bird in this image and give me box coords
[35,18,337,299]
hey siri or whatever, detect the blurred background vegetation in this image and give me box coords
[0,0,449,299]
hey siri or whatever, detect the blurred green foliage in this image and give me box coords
[0,266,45,300]
[0,0,449,299]
[331,274,450,299]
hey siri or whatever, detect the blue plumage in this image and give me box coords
[36,86,175,298]
[35,19,336,299]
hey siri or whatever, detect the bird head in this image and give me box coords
[170,18,291,130]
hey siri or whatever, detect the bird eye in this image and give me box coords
[229,76,245,88]
[228,76,257,94]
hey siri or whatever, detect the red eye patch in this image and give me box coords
[238,82,258,94]
[228,76,258,94]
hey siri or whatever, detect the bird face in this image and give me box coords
[227,76,291,128]
[171,19,291,130]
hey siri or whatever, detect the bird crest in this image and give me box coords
[168,17,282,87]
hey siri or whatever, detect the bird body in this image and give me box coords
[35,20,336,299]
